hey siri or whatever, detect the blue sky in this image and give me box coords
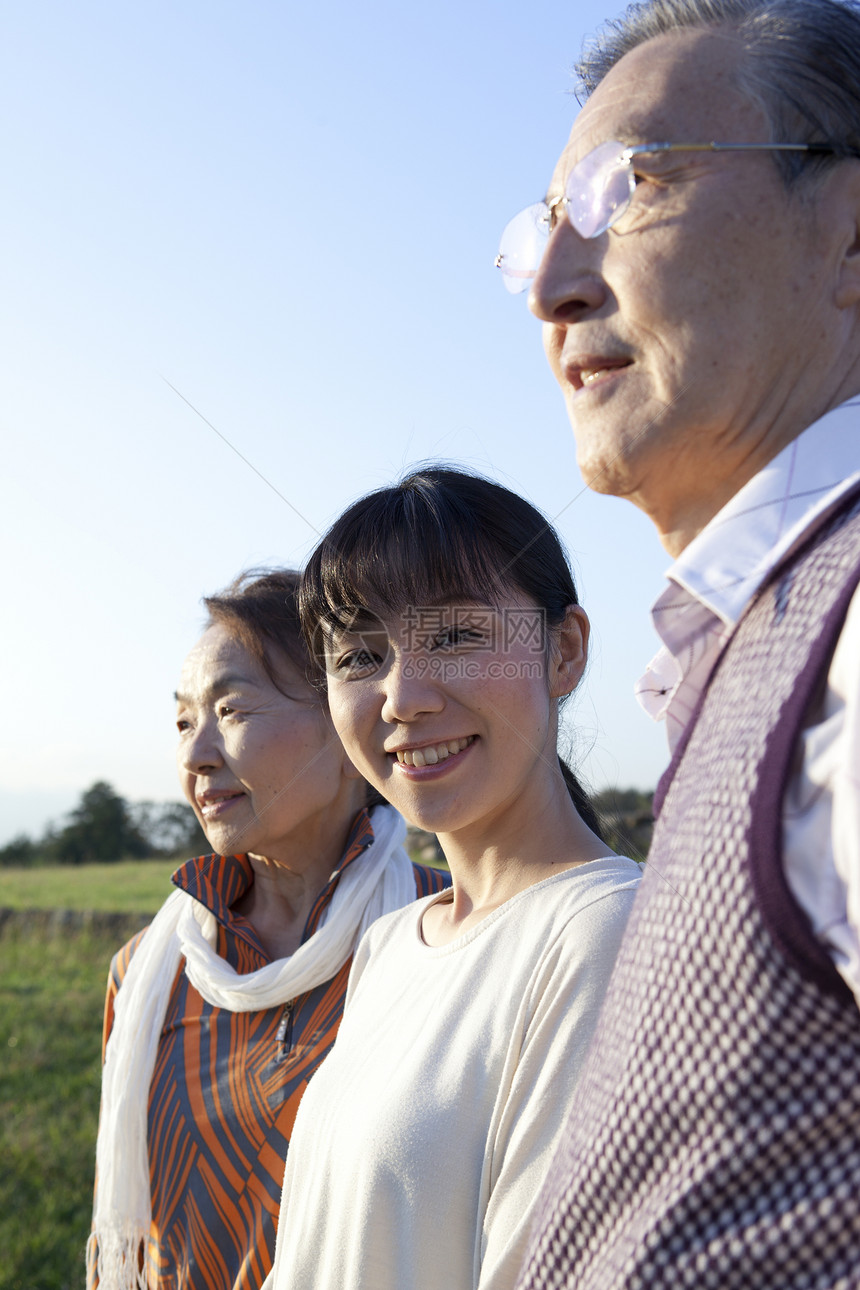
[1,0,669,845]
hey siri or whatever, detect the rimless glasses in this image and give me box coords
[495,138,857,294]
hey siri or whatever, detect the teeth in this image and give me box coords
[581,369,605,385]
[201,794,241,812]
[396,736,473,767]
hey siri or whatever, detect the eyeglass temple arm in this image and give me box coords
[623,141,860,159]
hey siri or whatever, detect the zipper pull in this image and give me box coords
[276,1002,294,1054]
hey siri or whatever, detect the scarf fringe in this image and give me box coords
[87,1225,149,1290]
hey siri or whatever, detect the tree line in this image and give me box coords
[1,781,208,867]
[1,781,654,869]
[591,787,654,862]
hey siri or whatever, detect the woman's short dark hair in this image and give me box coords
[203,568,313,697]
[298,466,603,837]
[300,467,580,633]
[203,568,384,809]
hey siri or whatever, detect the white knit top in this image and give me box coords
[267,856,640,1290]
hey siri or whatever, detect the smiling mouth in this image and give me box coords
[568,360,633,391]
[394,736,475,768]
[198,791,245,815]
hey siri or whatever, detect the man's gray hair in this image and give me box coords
[576,0,860,182]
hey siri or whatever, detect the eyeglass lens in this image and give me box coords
[568,140,635,239]
[496,202,551,294]
[495,141,634,292]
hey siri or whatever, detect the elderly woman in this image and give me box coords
[87,569,448,1290]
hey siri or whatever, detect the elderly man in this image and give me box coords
[495,0,860,1285]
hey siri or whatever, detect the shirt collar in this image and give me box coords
[665,399,860,628]
[637,400,860,738]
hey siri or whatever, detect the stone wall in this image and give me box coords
[0,906,150,940]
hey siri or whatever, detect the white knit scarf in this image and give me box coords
[87,805,415,1290]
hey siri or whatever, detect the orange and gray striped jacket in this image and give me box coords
[90,808,449,1290]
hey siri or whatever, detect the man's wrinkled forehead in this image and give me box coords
[551,28,757,191]
[549,90,651,195]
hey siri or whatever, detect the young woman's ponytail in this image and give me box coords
[558,757,604,840]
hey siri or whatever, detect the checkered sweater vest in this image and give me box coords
[518,486,860,1290]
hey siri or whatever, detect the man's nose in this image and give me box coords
[528,222,609,324]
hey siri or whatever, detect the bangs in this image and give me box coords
[300,473,519,648]
[203,568,317,697]
[299,466,578,661]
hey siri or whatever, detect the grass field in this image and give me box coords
[0,862,177,1288]
[1,859,178,914]
[0,922,121,1290]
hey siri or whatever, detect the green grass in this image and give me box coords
[0,925,122,1290]
[0,853,446,914]
[0,862,174,1286]
[0,859,177,914]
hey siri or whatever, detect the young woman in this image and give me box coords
[87,569,448,1290]
[266,469,641,1290]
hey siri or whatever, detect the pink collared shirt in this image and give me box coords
[636,400,860,1002]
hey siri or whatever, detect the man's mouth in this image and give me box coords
[394,736,475,768]
[565,357,633,391]
[581,367,615,386]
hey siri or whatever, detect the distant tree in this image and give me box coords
[132,800,209,858]
[52,781,151,865]
[0,833,37,868]
[593,787,654,863]
[1,786,212,868]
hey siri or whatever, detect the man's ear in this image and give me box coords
[549,604,590,699]
[831,163,860,309]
